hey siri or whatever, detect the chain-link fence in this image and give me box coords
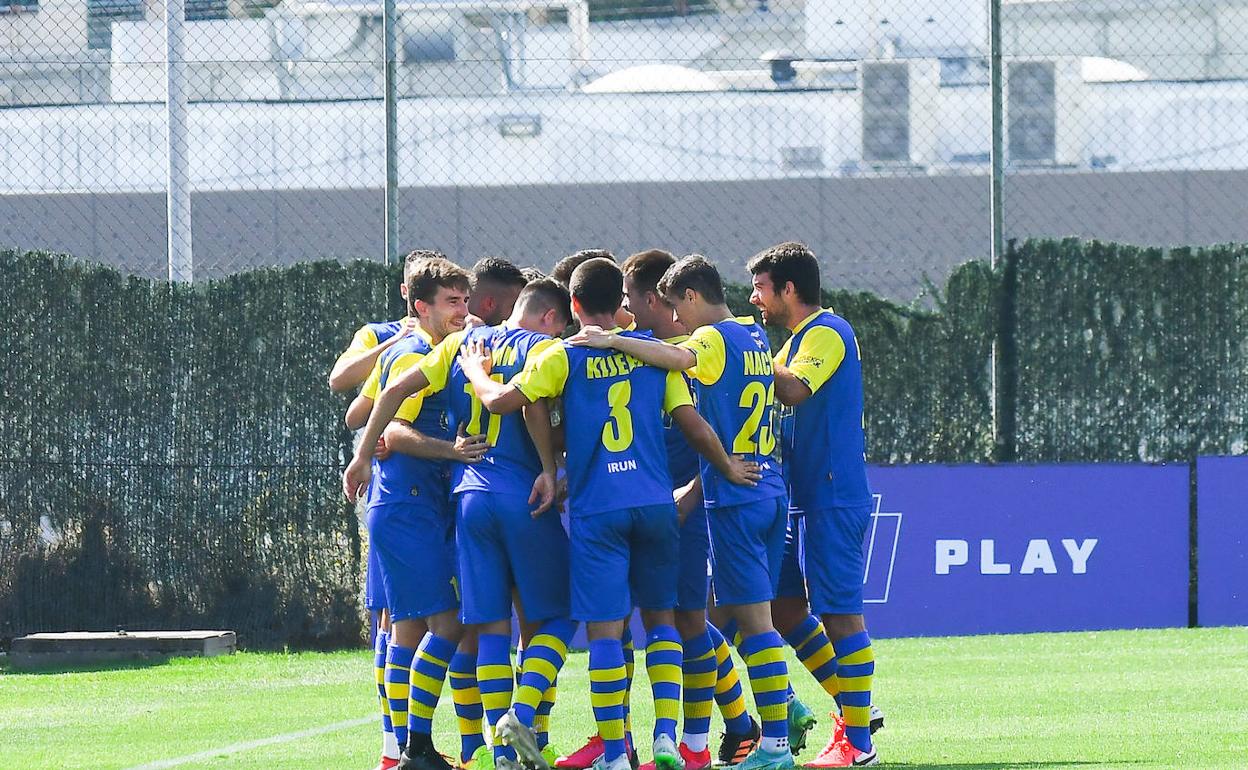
[8,1,1248,298]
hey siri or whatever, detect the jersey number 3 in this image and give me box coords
[733,381,776,455]
[602,380,635,451]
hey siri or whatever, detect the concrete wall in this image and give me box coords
[4,169,1247,299]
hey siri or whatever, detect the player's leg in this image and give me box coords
[515,591,561,760]
[805,505,879,767]
[453,629,487,765]
[632,503,683,770]
[571,509,634,770]
[666,504,717,770]
[457,491,519,768]
[705,620,760,765]
[708,498,794,770]
[495,494,577,767]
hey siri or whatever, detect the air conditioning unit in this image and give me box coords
[858,59,938,168]
[1005,58,1085,167]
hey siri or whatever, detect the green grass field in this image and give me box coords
[3,627,1246,770]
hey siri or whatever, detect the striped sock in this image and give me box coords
[740,631,790,753]
[783,615,840,700]
[478,633,518,761]
[514,619,574,727]
[833,632,875,754]
[622,627,635,751]
[535,679,557,749]
[376,631,400,759]
[679,630,716,752]
[408,634,456,737]
[720,618,742,647]
[645,626,683,743]
[451,649,486,762]
[589,638,629,763]
[385,644,416,749]
[706,623,753,736]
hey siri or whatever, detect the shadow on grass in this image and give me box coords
[0,655,173,676]
[885,763,1147,769]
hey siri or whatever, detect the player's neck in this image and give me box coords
[417,317,441,344]
[577,311,618,330]
[787,303,823,332]
[703,304,734,325]
[649,318,686,340]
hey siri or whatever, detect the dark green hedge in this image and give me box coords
[2,239,1242,646]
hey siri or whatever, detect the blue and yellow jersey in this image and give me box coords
[418,324,557,498]
[335,318,406,371]
[362,326,453,509]
[680,318,786,509]
[775,309,872,512]
[661,334,700,489]
[512,330,691,517]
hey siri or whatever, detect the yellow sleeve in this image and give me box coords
[386,352,430,422]
[786,326,846,394]
[333,325,381,370]
[679,326,727,386]
[513,341,570,401]
[361,357,383,400]
[416,330,466,394]
[662,371,694,414]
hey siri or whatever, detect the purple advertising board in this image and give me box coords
[859,463,1190,637]
[1196,455,1248,626]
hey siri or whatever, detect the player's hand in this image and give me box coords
[554,474,569,512]
[528,470,557,517]
[464,313,486,329]
[458,339,493,376]
[396,316,419,339]
[452,433,489,463]
[725,455,762,487]
[566,325,616,349]
[342,455,372,501]
[674,479,701,526]
[373,436,392,462]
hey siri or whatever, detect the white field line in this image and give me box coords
[124,715,374,769]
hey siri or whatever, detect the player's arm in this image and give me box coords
[773,326,846,407]
[345,393,373,430]
[522,398,558,516]
[567,326,695,371]
[674,475,703,526]
[382,419,488,462]
[328,318,415,392]
[462,338,569,415]
[664,372,760,487]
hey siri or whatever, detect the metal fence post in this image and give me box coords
[988,0,1006,458]
[383,0,400,265]
[165,0,193,282]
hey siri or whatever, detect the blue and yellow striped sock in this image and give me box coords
[514,619,574,727]
[408,634,456,738]
[385,643,416,750]
[720,619,742,647]
[706,623,753,735]
[450,648,487,762]
[622,627,635,751]
[590,638,629,763]
[375,631,399,757]
[833,632,874,754]
[783,615,840,700]
[478,633,518,761]
[645,626,683,743]
[535,679,557,749]
[680,630,716,750]
[740,631,790,751]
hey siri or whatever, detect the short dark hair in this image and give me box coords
[657,254,725,305]
[568,258,624,316]
[406,256,471,305]
[471,256,527,291]
[517,278,572,326]
[404,248,447,280]
[521,266,546,282]
[621,249,676,297]
[746,242,821,305]
[552,249,614,288]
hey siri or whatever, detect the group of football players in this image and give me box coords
[335,244,882,770]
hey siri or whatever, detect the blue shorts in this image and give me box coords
[676,504,712,612]
[775,514,808,600]
[707,495,788,606]
[803,504,873,615]
[456,490,571,625]
[365,546,386,612]
[367,501,460,623]
[570,504,679,622]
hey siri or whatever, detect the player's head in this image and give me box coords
[469,256,527,326]
[521,266,547,282]
[400,248,446,302]
[746,241,821,329]
[621,248,682,334]
[405,255,471,341]
[551,248,614,289]
[657,254,726,330]
[513,278,572,337]
[567,258,624,326]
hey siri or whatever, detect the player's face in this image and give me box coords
[423,284,471,339]
[667,290,699,330]
[623,276,658,332]
[750,271,788,327]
